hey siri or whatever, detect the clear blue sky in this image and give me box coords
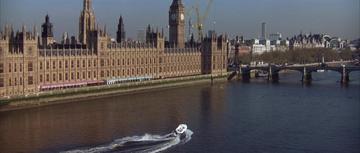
[0,0,359,40]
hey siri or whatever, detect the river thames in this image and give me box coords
[0,71,359,153]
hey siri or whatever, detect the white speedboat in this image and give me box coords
[111,124,188,152]
[175,124,187,135]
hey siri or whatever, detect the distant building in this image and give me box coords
[270,40,281,46]
[329,37,346,49]
[280,40,289,46]
[349,39,360,51]
[237,46,251,55]
[269,33,282,41]
[247,39,267,54]
[261,22,267,40]
[289,33,347,50]
[259,39,271,52]
[290,33,326,49]
[259,39,270,46]
[62,32,70,45]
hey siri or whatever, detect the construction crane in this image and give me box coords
[193,0,214,42]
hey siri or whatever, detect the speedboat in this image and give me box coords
[112,124,188,152]
[175,124,187,135]
[173,124,188,139]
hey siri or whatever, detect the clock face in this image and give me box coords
[171,14,177,20]
[180,13,184,21]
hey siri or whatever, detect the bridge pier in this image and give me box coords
[268,66,279,82]
[341,65,349,83]
[302,67,312,83]
[268,73,279,82]
[238,68,251,82]
[341,73,349,83]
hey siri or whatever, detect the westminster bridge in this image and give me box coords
[227,61,360,83]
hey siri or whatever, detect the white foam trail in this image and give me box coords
[60,129,193,153]
[138,136,180,153]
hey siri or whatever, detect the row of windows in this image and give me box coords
[163,65,201,73]
[163,56,201,63]
[99,67,158,78]
[5,76,33,87]
[35,64,201,84]
[1,62,33,73]
[101,58,159,67]
[35,56,202,71]
[212,56,227,63]
[39,59,98,70]
[39,71,97,83]
[1,56,204,74]
[0,64,205,87]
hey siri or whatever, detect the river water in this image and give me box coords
[0,71,359,153]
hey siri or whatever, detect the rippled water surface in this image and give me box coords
[0,71,359,153]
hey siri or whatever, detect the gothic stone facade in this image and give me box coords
[0,0,227,97]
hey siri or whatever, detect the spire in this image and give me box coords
[119,15,123,24]
[84,0,92,11]
[22,24,26,33]
[78,0,92,45]
[118,15,124,30]
[4,24,9,35]
[33,24,37,36]
[147,24,151,33]
[162,28,164,37]
[171,0,183,6]
[117,15,126,43]
[45,14,50,22]
[10,24,14,37]
[42,14,53,38]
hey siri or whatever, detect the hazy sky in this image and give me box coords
[0,0,359,40]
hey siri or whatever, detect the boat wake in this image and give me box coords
[60,129,193,153]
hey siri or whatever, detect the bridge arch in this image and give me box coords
[247,67,270,72]
[275,69,304,82]
[276,68,310,74]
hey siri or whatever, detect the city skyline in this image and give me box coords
[0,0,359,40]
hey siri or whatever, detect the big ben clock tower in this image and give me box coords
[169,0,185,48]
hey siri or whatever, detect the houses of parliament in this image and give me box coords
[0,0,228,97]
